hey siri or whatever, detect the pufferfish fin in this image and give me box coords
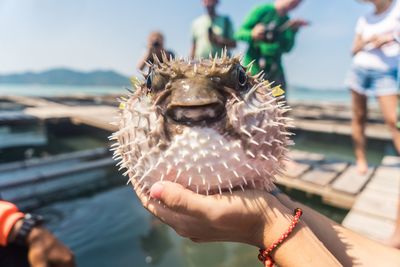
[119,102,126,110]
[272,85,285,97]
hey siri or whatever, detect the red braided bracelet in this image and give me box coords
[258,208,303,267]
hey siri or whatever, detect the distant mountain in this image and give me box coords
[0,68,130,86]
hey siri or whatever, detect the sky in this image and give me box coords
[0,0,372,89]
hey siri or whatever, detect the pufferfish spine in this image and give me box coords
[110,51,294,195]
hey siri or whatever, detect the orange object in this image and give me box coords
[0,201,24,246]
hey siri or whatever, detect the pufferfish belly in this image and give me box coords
[137,127,272,195]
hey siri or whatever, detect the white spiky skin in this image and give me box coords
[110,55,294,195]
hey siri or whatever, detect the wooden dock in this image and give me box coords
[290,101,391,140]
[1,95,119,131]
[0,148,119,209]
[342,156,400,241]
[0,96,392,140]
[1,95,399,240]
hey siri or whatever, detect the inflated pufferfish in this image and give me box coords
[110,51,294,195]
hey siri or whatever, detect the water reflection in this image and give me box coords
[139,218,172,265]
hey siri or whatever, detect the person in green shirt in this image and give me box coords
[235,0,308,98]
[191,0,236,59]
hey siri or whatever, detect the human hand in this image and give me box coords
[251,23,267,41]
[367,34,395,49]
[207,28,226,47]
[287,19,309,31]
[134,181,291,249]
[209,34,225,47]
[26,227,75,267]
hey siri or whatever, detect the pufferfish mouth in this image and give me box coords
[166,103,226,124]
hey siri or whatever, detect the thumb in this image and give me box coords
[149,181,207,215]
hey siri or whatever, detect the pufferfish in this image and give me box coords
[110,51,294,195]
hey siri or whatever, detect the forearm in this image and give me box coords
[190,42,196,59]
[216,37,236,49]
[351,35,365,56]
[352,42,364,56]
[261,201,341,266]
[235,28,253,42]
[236,5,274,43]
[280,29,296,53]
[276,194,400,266]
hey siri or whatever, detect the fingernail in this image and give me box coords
[150,182,164,199]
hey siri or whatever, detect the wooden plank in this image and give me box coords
[301,162,348,186]
[294,119,391,141]
[321,188,356,209]
[0,158,115,190]
[282,160,311,178]
[281,150,325,178]
[0,148,109,172]
[342,211,395,241]
[290,102,383,122]
[276,175,355,209]
[4,95,63,107]
[381,156,400,167]
[331,166,374,194]
[341,156,399,240]
[366,166,400,194]
[351,188,399,221]
[288,150,325,163]
[71,114,117,132]
[276,175,323,195]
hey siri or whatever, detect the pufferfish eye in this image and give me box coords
[237,67,248,87]
[146,71,153,89]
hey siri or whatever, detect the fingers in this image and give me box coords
[149,181,212,216]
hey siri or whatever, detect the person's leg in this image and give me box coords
[377,94,400,153]
[387,202,400,249]
[377,94,400,248]
[351,90,368,174]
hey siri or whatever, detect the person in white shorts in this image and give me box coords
[346,0,400,176]
[387,22,400,249]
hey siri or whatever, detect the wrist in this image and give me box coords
[260,204,294,248]
[7,218,23,244]
[253,197,292,249]
[9,213,44,246]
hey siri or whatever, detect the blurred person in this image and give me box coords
[235,0,308,98]
[0,200,75,267]
[190,0,236,59]
[346,0,400,175]
[134,181,400,266]
[137,31,175,71]
[395,26,400,130]
[388,23,400,249]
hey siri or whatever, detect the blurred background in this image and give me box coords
[0,1,398,267]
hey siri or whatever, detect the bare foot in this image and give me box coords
[356,159,368,175]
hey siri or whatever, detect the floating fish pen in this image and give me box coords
[0,117,125,210]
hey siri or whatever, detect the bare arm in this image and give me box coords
[215,36,236,49]
[190,40,196,59]
[351,34,366,56]
[276,193,400,267]
[135,182,340,267]
[9,218,75,267]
